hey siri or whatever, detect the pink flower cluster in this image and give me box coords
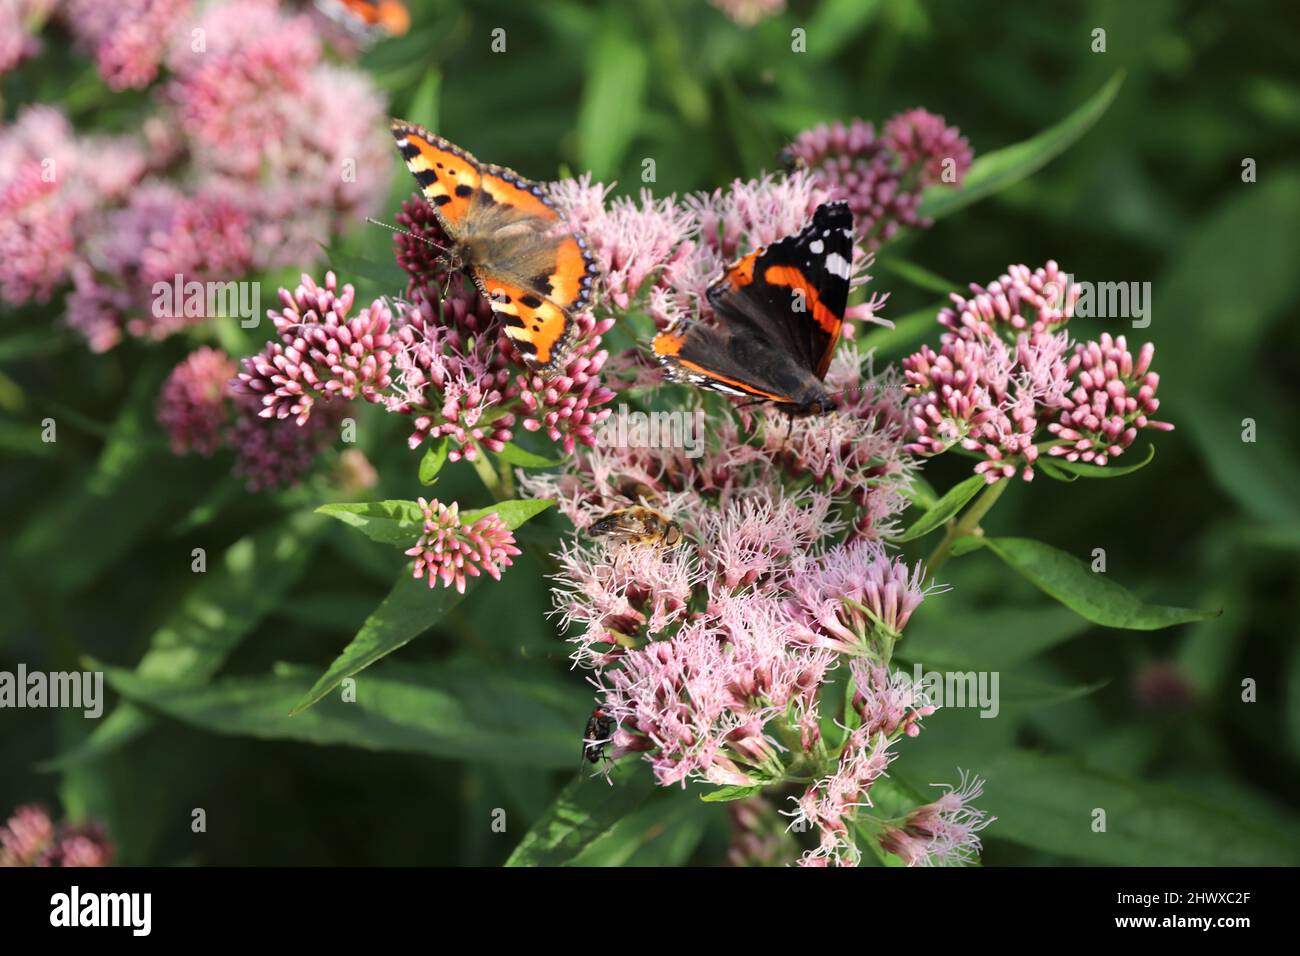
[0,0,392,350]
[231,265,616,462]
[0,803,113,867]
[876,770,995,867]
[0,0,53,76]
[904,261,1172,482]
[405,498,521,593]
[157,343,348,492]
[786,110,973,250]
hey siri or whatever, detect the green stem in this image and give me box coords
[469,450,503,500]
[925,479,1009,575]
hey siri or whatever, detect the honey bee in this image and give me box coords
[586,506,683,549]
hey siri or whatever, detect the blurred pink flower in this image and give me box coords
[404,498,521,593]
[787,111,971,250]
[878,770,995,867]
[60,0,193,91]
[0,0,52,76]
[708,0,785,28]
[228,392,343,492]
[157,346,237,455]
[0,803,114,868]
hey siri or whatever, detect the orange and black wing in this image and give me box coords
[475,275,575,372]
[478,163,598,314]
[652,322,810,405]
[705,201,853,380]
[390,119,482,236]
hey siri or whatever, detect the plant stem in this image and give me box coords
[470,450,503,500]
[925,479,1009,575]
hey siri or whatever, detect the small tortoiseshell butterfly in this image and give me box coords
[390,120,598,374]
[653,201,854,416]
[315,0,410,40]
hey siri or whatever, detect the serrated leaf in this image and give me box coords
[894,474,986,542]
[966,536,1220,630]
[918,71,1125,221]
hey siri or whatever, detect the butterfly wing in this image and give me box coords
[652,320,816,405]
[706,201,853,380]
[390,120,482,237]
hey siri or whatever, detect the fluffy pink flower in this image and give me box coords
[404,498,521,592]
[851,660,936,738]
[787,539,937,655]
[878,770,995,867]
[157,346,237,455]
[791,728,894,838]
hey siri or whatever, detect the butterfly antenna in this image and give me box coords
[364,217,451,257]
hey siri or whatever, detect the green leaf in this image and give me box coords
[316,499,425,547]
[504,758,657,866]
[700,784,763,803]
[101,659,585,769]
[568,789,708,866]
[418,438,448,485]
[577,22,648,179]
[918,71,1125,221]
[42,514,327,770]
[1036,458,1079,482]
[967,536,1221,630]
[492,442,564,469]
[908,750,1299,866]
[288,570,469,715]
[406,66,441,131]
[804,0,884,61]
[460,498,554,529]
[894,474,986,542]
[1041,444,1155,479]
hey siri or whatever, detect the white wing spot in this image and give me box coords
[809,239,825,254]
[826,252,851,279]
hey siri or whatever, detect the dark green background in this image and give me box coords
[1,0,1297,865]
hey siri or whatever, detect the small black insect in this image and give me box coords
[582,709,614,765]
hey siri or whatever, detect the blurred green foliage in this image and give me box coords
[2,0,1298,865]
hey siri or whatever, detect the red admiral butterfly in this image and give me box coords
[652,201,854,416]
